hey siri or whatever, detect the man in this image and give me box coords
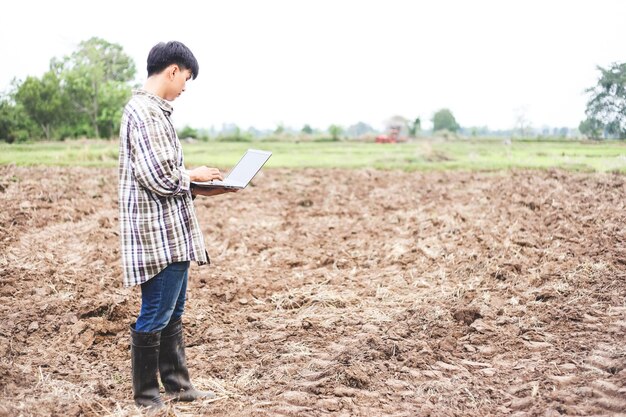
[118,40,234,409]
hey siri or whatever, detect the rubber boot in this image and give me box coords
[159,318,216,402]
[130,323,164,409]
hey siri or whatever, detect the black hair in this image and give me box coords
[147,41,199,80]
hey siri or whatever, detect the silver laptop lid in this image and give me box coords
[224,149,272,187]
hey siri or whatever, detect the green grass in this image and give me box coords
[1,138,625,172]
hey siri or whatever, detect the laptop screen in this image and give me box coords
[226,149,272,186]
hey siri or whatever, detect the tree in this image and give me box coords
[0,98,15,142]
[345,121,375,138]
[0,94,36,143]
[513,106,532,137]
[97,79,132,138]
[301,124,313,134]
[579,118,602,139]
[582,62,626,139]
[328,124,343,141]
[432,109,459,132]
[178,125,199,139]
[14,71,65,140]
[408,117,421,137]
[274,123,285,135]
[55,37,136,138]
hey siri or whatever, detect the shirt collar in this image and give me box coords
[133,89,174,115]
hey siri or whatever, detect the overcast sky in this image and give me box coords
[1,0,625,131]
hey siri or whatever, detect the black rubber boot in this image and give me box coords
[159,318,216,402]
[130,323,164,409]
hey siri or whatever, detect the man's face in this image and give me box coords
[165,66,193,101]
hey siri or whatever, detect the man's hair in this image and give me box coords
[147,41,199,79]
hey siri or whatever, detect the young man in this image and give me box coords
[118,41,234,409]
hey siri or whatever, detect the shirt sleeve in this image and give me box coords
[129,115,190,197]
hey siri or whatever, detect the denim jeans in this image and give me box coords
[135,261,190,333]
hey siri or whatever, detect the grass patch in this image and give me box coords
[1,138,625,172]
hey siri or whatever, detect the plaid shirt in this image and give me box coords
[118,89,208,287]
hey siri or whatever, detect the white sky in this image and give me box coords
[1,0,625,131]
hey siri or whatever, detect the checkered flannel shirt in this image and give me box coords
[118,89,208,287]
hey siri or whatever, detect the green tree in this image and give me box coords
[178,125,199,139]
[346,121,375,138]
[0,98,16,142]
[301,124,313,134]
[97,80,132,138]
[582,62,626,139]
[55,37,136,138]
[408,117,421,137]
[579,118,603,139]
[0,94,36,143]
[274,123,285,135]
[14,71,65,140]
[432,109,459,132]
[328,124,343,141]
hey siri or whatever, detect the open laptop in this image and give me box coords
[191,149,272,189]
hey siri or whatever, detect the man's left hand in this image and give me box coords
[191,186,239,197]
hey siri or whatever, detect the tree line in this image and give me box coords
[0,36,624,142]
[0,37,135,142]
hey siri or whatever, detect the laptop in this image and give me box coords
[191,149,272,189]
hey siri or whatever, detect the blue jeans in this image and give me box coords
[135,261,190,333]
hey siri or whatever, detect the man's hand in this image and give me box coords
[188,166,223,182]
[191,186,239,197]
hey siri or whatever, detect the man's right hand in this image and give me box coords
[189,166,223,182]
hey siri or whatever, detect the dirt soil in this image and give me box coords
[0,166,625,417]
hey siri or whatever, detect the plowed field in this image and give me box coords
[1,166,625,416]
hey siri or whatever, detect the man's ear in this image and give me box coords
[167,64,179,80]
